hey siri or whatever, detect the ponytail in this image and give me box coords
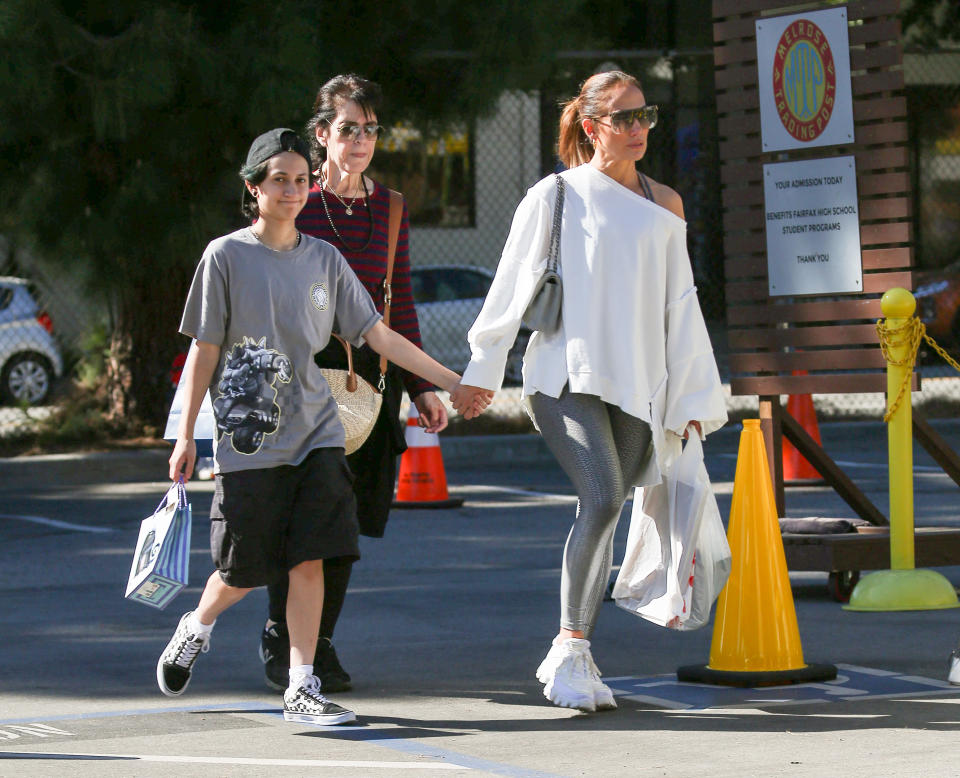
[557,98,593,169]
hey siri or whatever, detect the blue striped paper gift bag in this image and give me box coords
[125,481,192,609]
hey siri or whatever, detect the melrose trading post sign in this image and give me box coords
[756,7,861,297]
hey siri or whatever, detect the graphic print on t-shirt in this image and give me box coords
[212,336,292,455]
[310,282,329,311]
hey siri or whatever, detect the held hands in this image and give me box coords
[413,391,449,433]
[450,383,494,419]
[169,438,197,483]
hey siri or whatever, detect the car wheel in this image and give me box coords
[1,352,54,406]
[504,331,530,386]
[231,427,263,454]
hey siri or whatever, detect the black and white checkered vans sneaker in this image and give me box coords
[283,674,356,725]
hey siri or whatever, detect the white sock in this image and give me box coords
[288,664,313,690]
[188,611,215,636]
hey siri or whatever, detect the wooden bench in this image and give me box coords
[782,527,960,601]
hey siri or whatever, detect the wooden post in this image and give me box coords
[759,395,785,517]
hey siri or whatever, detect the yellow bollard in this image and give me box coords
[845,288,959,611]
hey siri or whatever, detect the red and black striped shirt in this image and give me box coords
[297,179,431,398]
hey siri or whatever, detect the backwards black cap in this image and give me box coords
[245,127,312,170]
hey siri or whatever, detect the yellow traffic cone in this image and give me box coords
[677,419,836,686]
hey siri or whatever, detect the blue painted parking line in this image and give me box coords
[605,664,960,710]
[257,709,563,778]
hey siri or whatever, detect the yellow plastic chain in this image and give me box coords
[876,316,960,423]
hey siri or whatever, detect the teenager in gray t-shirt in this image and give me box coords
[157,128,482,728]
[180,227,380,473]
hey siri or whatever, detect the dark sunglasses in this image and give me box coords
[594,105,659,133]
[336,122,384,142]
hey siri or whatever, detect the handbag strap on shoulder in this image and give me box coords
[546,174,565,274]
[380,189,403,386]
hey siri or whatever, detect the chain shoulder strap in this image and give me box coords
[546,174,565,273]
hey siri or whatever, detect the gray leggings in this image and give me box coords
[529,387,653,636]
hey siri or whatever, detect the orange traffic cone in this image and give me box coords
[782,371,823,483]
[677,419,836,686]
[392,405,464,509]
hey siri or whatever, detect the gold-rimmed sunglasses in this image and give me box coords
[592,105,659,133]
[336,122,384,142]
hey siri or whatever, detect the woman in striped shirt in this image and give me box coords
[258,74,450,694]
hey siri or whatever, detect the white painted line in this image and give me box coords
[835,663,897,676]
[895,675,957,688]
[0,752,466,769]
[452,485,579,502]
[0,514,113,534]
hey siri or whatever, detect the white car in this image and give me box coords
[0,277,64,405]
[410,265,530,385]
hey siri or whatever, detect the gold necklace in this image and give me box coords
[323,173,365,215]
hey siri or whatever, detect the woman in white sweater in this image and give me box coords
[451,71,727,712]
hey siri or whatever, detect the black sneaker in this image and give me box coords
[315,637,352,693]
[259,622,289,692]
[157,612,210,697]
[283,674,356,725]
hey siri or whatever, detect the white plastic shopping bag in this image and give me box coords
[125,481,192,609]
[685,489,731,629]
[613,432,731,630]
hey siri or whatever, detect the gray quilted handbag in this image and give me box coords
[522,175,564,333]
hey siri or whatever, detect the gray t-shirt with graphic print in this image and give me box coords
[180,228,381,474]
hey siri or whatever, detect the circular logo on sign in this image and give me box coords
[310,282,329,311]
[772,19,836,142]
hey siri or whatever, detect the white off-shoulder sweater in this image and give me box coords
[462,163,727,480]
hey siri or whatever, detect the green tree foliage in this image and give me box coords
[0,0,582,429]
[901,0,960,46]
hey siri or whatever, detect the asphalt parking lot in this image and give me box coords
[2,420,960,776]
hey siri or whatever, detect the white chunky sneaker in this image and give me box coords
[283,674,357,725]
[949,648,960,685]
[536,642,566,684]
[588,660,617,711]
[537,639,617,710]
[539,638,597,712]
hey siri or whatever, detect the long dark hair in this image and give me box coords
[557,70,642,169]
[304,74,383,171]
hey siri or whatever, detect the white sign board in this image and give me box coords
[756,7,855,152]
[764,156,862,296]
